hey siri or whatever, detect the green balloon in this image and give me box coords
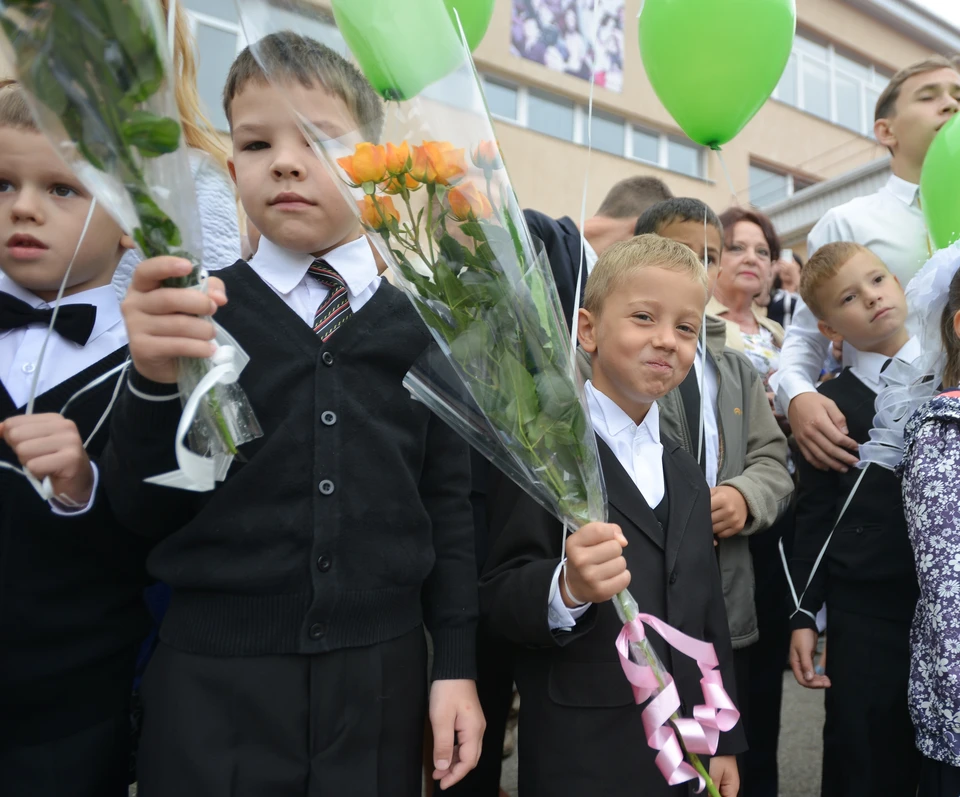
[921,115,960,250]
[447,0,495,51]
[638,0,796,148]
[331,0,494,102]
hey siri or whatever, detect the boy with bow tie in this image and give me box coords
[0,81,150,796]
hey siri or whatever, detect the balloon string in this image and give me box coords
[569,0,600,359]
[713,148,738,207]
[26,198,97,416]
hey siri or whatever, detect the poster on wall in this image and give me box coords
[510,0,625,92]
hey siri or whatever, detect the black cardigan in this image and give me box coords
[0,347,150,744]
[790,369,919,630]
[102,262,477,679]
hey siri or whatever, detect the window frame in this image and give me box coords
[772,31,892,136]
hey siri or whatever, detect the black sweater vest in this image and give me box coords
[102,261,477,679]
[0,347,150,743]
[791,369,919,627]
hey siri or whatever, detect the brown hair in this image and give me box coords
[800,242,872,318]
[0,80,36,131]
[222,31,384,141]
[584,233,708,317]
[158,0,229,173]
[718,206,781,263]
[874,55,960,122]
[596,176,673,219]
[941,267,960,388]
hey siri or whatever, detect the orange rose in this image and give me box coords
[385,142,412,176]
[471,140,503,172]
[380,173,421,194]
[448,183,494,221]
[337,142,387,185]
[410,141,467,186]
[357,194,400,231]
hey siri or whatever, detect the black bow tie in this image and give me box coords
[0,291,98,345]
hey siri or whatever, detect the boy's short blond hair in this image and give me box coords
[875,55,960,121]
[223,31,384,141]
[0,80,37,131]
[800,241,875,319]
[584,234,708,316]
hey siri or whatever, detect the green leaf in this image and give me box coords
[122,110,182,157]
[438,233,466,270]
[534,369,579,419]
[498,351,540,430]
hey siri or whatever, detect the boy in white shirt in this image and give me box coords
[774,55,960,472]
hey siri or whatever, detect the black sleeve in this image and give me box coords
[100,369,208,539]
[419,414,479,681]
[523,209,576,330]
[479,468,599,649]
[789,447,840,631]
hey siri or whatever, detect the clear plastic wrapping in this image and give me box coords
[0,0,261,468]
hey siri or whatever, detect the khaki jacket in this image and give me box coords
[706,296,785,352]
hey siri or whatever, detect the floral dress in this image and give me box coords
[900,391,960,766]
[740,327,780,390]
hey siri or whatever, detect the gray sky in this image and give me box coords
[917,0,960,29]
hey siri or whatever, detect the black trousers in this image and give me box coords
[0,709,130,797]
[742,509,794,797]
[821,608,919,797]
[137,626,427,797]
[919,756,960,797]
[444,621,515,797]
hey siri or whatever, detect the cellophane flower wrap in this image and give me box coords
[237,1,734,792]
[0,0,261,472]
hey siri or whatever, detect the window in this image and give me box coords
[483,78,518,121]
[667,139,700,178]
[750,162,814,208]
[631,128,659,163]
[589,111,625,157]
[527,90,575,141]
[772,31,892,136]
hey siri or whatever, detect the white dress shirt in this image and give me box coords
[693,345,721,488]
[0,276,127,408]
[850,336,921,394]
[249,235,381,326]
[772,175,930,409]
[583,237,599,275]
[0,276,127,515]
[548,380,665,630]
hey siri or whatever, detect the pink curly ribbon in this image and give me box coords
[615,614,740,793]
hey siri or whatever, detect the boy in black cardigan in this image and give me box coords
[101,33,482,797]
[480,235,744,797]
[789,241,921,796]
[0,83,149,796]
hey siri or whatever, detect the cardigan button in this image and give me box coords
[669,571,678,585]
[308,622,327,640]
[321,411,337,426]
[322,351,334,366]
[317,554,332,572]
[318,480,335,496]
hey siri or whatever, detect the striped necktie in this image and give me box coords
[308,259,352,341]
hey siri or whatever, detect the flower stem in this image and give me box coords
[615,591,721,797]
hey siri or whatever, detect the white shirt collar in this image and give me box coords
[855,336,922,386]
[584,379,660,443]
[884,174,920,207]
[250,235,380,298]
[583,237,599,275]
[0,275,122,345]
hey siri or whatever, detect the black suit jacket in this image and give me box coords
[479,436,746,797]
[523,209,586,331]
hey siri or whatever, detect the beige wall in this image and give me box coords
[471,0,946,230]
